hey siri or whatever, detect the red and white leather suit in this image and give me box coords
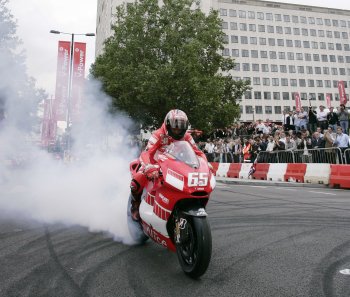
[130,123,207,196]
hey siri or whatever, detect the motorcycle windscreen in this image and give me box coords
[165,141,199,168]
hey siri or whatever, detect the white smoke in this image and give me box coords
[0,78,139,244]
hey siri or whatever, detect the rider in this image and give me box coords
[130,109,208,221]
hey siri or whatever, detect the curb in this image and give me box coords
[216,177,328,188]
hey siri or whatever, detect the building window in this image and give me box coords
[245,91,252,99]
[231,35,239,43]
[271,65,278,72]
[229,9,237,17]
[223,34,229,43]
[326,30,333,38]
[282,92,290,100]
[336,43,342,50]
[232,49,239,57]
[338,55,344,63]
[276,26,283,34]
[331,68,338,76]
[308,80,315,87]
[253,77,260,85]
[252,64,259,71]
[297,66,304,74]
[299,79,306,87]
[340,68,346,75]
[320,42,326,49]
[249,24,256,31]
[300,93,308,100]
[290,79,297,87]
[313,54,320,61]
[318,93,325,101]
[278,39,285,46]
[240,23,247,31]
[318,30,325,37]
[264,92,271,99]
[296,53,303,60]
[263,78,270,86]
[241,36,248,44]
[259,38,267,45]
[273,92,280,100]
[245,105,253,113]
[306,66,313,74]
[272,78,279,86]
[242,63,250,71]
[248,11,255,19]
[325,19,331,26]
[257,12,264,20]
[239,10,246,18]
[267,26,274,33]
[275,106,282,114]
[268,38,276,46]
[285,27,292,34]
[265,106,272,114]
[316,18,323,25]
[315,67,321,74]
[254,91,262,99]
[325,80,331,88]
[323,67,330,75]
[293,28,300,35]
[328,43,335,50]
[302,28,308,36]
[308,17,315,24]
[300,16,307,23]
[269,51,277,59]
[262,64,269,72]
[242,49,249,57]
[234,63,240,71]
[258,25,265,32]
[311,42,318,49]
[279,52,286,59]
[283,15,290,22]
[275,14,282,21]
[342,32,349,39]
[334,31,340,38]
[295,40,302,48]
[255,106,263,114]
[251,50,258,58]
[289,65,296,73]
[329,55,336,62]
[280,65,287,73]
[309,93,316,100]
[292,15,299,23]
[281,78,288,86]
[316,80,323,87]
[266,13,273,20]
[347,57,350,63]
[221,22,228,29]
[220,9,227,16]
[222,48,230,56]
[305,53,312,61]
[261,51,268,58]
[287,52,294,60]
[303,41,310,48]
[321,55,328,62]
[332,19,339,27]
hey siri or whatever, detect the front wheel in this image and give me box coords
[175,215,212,278]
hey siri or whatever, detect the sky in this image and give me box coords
[8,0,350,97]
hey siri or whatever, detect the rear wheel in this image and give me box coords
[127,194,148,244]
[175,215,212,278]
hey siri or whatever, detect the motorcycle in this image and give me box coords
[127,141,216,278]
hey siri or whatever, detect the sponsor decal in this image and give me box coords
[197,208,207,216]
[179,218,187,229]
[159,193,169,204]
[166,169,184,191]
[143,223,167,247]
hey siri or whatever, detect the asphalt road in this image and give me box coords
[1,184,350,297]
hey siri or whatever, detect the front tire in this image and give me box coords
[175,216,212,278]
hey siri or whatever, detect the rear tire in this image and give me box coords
[127,194,148,244]
[176,216,212,278]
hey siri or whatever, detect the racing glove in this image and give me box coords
[143,164,160,180]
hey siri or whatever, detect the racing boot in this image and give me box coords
[130,179,141,221]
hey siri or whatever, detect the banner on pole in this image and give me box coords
[293,92,301,111]
[326,93,332,108]
[71,42,86,122]
[41,99,57,147]
[338,80,347,105]
[53,41,71,121]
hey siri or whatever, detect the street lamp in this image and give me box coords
[50,30,95,149]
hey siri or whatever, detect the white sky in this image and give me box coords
[8,0,350,96]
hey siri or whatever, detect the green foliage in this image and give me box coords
[0,0,46,131]
[91,0,250,132]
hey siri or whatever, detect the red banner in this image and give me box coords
[70,42,86,122]
[293,92,301,111]
[41,99,57,147]
[326,93,332,108]
[53,41,71,121]
[338,80,347,105]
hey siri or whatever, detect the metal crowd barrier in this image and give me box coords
[256,148,344,164]
[344,149,350,164]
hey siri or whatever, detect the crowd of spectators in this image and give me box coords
[196,104,350,164]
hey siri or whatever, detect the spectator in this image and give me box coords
[232,138,242,163]
[204,139,215,162]
[334,126,349,152]
[294,109,301,132]
[255,119,265,135]
[311,132,325,149]
[285,111,295,131]
[297,107,308,131]
[324,127,337,164]
[327,107,339,132]
[338,104,349,135]
[317,105,328,130]
[282,110,288,131]
[316,127,324,139]
[285,135,297,151]
[308,106,318,134]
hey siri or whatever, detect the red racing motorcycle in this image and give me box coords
[127,141,216,278]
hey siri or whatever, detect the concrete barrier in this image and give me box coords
[304,164,331,185]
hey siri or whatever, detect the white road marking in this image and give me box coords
[308,191,337,196]
[275,187,297,191]
[248,186,267,188]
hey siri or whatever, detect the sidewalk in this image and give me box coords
[216,177,328,188]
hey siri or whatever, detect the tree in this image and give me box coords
[0,0,46,131]
[91,0,250,132]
